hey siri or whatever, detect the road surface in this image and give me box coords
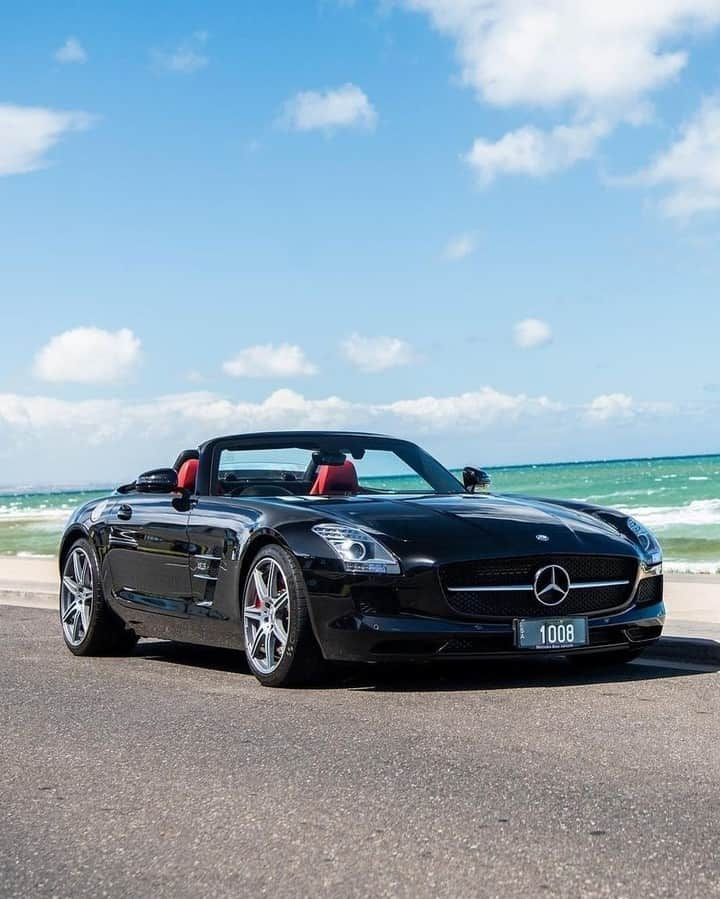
[1,606,718,898]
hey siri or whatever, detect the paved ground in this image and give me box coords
[1,607,719,899]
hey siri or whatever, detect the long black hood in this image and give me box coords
[301,493,640,564]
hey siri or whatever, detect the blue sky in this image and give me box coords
[2,0,720,484]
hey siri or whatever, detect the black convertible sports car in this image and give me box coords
[59,431,665,686]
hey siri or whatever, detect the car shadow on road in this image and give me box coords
[133,639,717,693]
[340,656,718,693]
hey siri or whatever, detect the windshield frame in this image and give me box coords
[203,432,465,497]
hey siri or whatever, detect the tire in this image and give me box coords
[241,544,324,687]
[568,647,646,668]
[59,538,138,656]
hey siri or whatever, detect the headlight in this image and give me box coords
[627,517,662,565]
[312,524,401,575]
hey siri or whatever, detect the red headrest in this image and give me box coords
[177,458,199,492]
[310,460,359,495]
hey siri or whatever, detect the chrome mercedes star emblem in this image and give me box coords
[533,564,571,607]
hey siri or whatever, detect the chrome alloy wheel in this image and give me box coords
[61,547,93,647]
[243,558,290,674]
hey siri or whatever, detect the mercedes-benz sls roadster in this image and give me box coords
[58,431,664,686]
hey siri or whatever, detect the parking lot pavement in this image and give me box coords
[1,606,719,899]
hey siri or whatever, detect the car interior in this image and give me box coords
[173,448,364,498]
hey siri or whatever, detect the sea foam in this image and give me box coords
[622,499,720,529]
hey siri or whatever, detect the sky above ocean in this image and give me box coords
[2,2,720,484]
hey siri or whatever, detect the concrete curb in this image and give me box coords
[0,590,57,610]
[647,636,720,666]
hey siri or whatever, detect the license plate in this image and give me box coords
[515,617,588,649]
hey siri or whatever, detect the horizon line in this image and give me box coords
[0,449,718,495]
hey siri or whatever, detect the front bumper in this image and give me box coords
[304,566,665,663]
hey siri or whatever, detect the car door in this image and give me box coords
[183,496,258,647]
[105,492,193,635]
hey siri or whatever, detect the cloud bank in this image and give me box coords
[403,0,720,186]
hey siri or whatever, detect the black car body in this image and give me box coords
[59,432,665,685]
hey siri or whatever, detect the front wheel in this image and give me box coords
[60,538,137,656]
[242,545,324,687]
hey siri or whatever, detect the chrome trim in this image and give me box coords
[569,579,630,589]
[447,585,533,593]
[192,573,218,581]
[447,578,630,593]
[194,554,222,561]
[108,537,138,548]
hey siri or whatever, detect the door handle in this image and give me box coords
[117,504,133,521]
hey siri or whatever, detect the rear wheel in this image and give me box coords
[60,538,137,656]
[242,544,324,687]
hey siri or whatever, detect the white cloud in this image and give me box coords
[281,84,377,132]
[341,334,415,372]
[584,393,635,423]
[54,37,87,64]
[33,327,141,384]
[383,387,563,430]
[0,389,352,442]
[513,319,552,350]
[403,1,717,113]
[443,232,477,260]
[0,387,677,437]
[465,119,610,183]
[0,386,560,439]
[0,104,92,176]
[403,1,720,181]
[583,393,674,423]
[638,95,720,217]
[152,32,208,74]
[223,344,317,379]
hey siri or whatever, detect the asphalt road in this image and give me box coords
[1,607,719,899]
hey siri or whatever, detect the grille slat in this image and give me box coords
[441,555,638,619]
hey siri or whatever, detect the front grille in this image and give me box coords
[440,555,638,620]
[635,575,663,607]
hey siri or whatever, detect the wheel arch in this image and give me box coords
[58,526,90,572]
[237,528,293,598]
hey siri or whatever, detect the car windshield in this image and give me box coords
[213,437,463,497]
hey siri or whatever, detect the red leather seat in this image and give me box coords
[177,458,199,492]
[310,461,359,495]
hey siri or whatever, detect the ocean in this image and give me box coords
[2,454,719,572]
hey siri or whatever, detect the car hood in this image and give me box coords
[304,493,639,564]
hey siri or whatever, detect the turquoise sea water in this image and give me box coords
[2,454,720,571]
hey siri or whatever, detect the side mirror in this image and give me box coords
[463,466,491,493]
[136,468,178,494]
